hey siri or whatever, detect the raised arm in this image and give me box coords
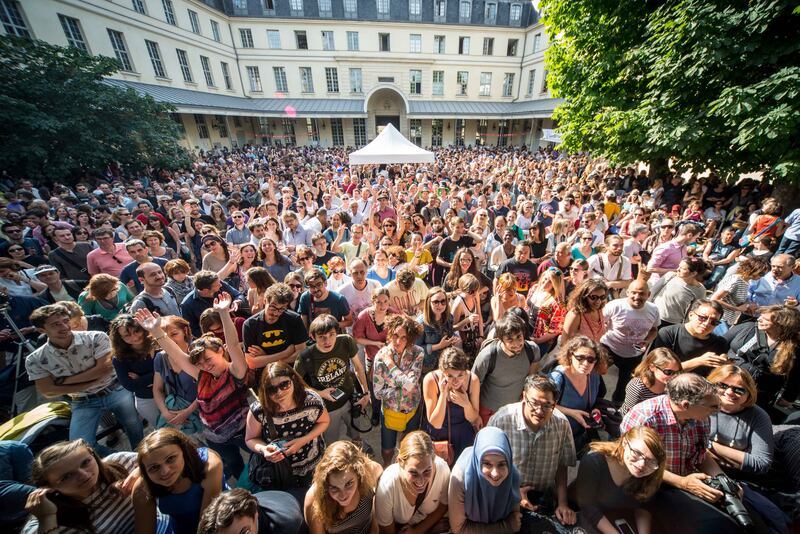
[134,308,199,380]
[214,292,248,380]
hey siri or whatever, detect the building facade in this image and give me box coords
[2,0,560,149]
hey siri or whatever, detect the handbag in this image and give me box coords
[592,397,622,438]
[383,406,417,432]
[432,403,455,466]
[248,407,295,491]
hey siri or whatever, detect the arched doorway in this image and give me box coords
[363,85,409,140]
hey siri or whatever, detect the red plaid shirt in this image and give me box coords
[620,395,709,476]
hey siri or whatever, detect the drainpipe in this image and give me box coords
[227,22,248,97]
[514,31,530,146]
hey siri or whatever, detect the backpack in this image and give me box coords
[481,338,539,377]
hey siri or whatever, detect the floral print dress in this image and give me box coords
[372,344,424,414]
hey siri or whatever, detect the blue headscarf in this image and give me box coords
[456,426,521,524]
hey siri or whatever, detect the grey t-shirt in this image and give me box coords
[129,289,181,317]
[472,341,535,412]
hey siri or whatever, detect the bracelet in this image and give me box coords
[153,334,167,341]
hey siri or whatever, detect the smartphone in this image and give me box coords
[330,388,346,401]
[272,439,288,452]
[615,519,636,534]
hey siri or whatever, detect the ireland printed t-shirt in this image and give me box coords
[294,335,358,411]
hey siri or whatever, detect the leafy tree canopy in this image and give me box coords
[542,0,800,182]
[0,36,193,182]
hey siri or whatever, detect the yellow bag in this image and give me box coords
[383,407,417,432]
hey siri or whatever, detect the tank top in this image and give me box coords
[158,448,209,534]
[327,492,374,534]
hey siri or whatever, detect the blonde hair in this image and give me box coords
[397,430,435,467]
[707,365,758,409]
[589,426,666,501]
[633,348,682,386]
[496,272,517,293]
[311,441,377,527]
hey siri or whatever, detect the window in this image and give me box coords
[410,119,422,145]
[289,0,303,15]
[434,0,446,20]
[162,0,176,25]
[408,0,420,18]
[459,0,470,21]
[353,118,367,145]
[188,10,200,34]
[330,119,344,145]
[233,0,247,9]
[318,0,332,17]
[240,28,254,48]
[484,1,496,23]
[409,69,421,95]
[210,20,221,41]
[347,31,359,51]
[325,67,339,92]
[497,119,508,146]
[145,40,166,77]
[344,0,357,18]
[295,30,308,49]
[434,35,445,54]
[132,0,146,14]
[454,119,465,146]
[200,56,214,86]
[221,62,233,90]
[533,33,542,53]
[409,34,421,53]
[171,113,185,135]
[456,71,468,95]
[541,70,548,92]
[507,38,518,56]
[379,33,390,52]
[526,69,535,96]
[477,120,487,145]
[321,30,334,50]
[267,30,280,49]
[431,119,443,147]
[479,72,491,96]
[432,70,444,96]
[306,118,320,143]
[503,72,514,96]
[282,119,296,146]
[350,68,362,92]
[246,66,262,92]
[257,117,271,144]
[1,0,28,37]
[195,114,209,139]
[107,30,133,71]
[458,36,469,55]
[262,0,275,10]
[273,66,288,92]
[176,49,193,83]
[216,116,228,138]
[482,37,493,55]
[376,0,389,19]
[509,3,521,24]
[59,15,88,52]
[300,67,314,93]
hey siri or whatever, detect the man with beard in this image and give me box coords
[588,235,633,298]
[495,241,539,295]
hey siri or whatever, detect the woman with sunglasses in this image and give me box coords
[201,235,231,275]
[571,230,596,261]
[417,287,459,374]
[283,272,304,312]
[527,267,567,355]
[562,279,609,344]
[620,348,683,415]
[134,293,253,480]
[726,305,800,422]
[572,426,666,534]
[293,245,326,282]
[549,336,609,452]
[245,362,329,492]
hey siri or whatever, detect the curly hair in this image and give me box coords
[386,313,424,341]
[557,335,608,375]
[567,278,609,315]
[311,441,377,527]
[109,314,157,362]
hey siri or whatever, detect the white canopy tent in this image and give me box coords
[348,123,435,164]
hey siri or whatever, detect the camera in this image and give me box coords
[704,474,752,529]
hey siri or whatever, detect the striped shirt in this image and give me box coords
[328,492,374,534]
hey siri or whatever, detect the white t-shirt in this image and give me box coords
[375,456,451,527]
[340,279,381,321]
[600,298,660,358]
[387,278,429,316]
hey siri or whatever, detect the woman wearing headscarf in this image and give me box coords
[448,426,521,534]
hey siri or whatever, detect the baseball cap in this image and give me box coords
[35,265,59,275]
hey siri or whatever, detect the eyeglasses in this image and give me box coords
[692,313,721,326]
[586,294,607,302]
[572,353,598,364]
[624,441,660,470]
[655,366,681,377]
[716,382,747,397]
[524,396,555,414]
[266,379,293,395]
[308,282,325,290]
[233,215,244,219]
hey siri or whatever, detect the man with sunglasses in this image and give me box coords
[653,299,730,376]
[86,228,133,278]
[243,283,308,371]
[225,211,252,245]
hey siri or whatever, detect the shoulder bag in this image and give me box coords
[247,405,296,491]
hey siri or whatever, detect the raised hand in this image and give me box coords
[134,308,162,332]
[213,291,233,312]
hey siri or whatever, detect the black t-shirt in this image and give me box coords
[437,235,475,265]
[495,258,538,294]
[312,250,338,276]
[242,310,309,355]
[652,324,729,375]
[294,335,358,411]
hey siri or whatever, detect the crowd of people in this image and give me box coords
[1,144,800,533]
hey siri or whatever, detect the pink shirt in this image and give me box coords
[647,240,686,283]
[86,243,134,277]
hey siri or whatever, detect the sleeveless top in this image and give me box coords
[577,311,606,343]
[327,492,374,534]
[158,448,210,534]
[196,368,252,443]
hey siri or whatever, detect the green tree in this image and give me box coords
[0,36,193,182]
[542,0,800,182]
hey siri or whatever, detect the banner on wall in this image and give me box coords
[541,129,562,143]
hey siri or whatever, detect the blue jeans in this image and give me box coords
[69,385,143,454]
[380,407,422,451]
[777,236,800,256]
[207,432,248,480]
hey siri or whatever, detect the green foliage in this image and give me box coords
[542,0,800,182]
[0,36,193,182]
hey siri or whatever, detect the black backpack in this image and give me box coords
[481,338,539,377]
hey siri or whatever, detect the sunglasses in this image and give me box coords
[430,298,447,305]
[587,294,607,301]
[573,353,597,364]
[289,283,303,289]
[693,313,721,326]
[655,366,681,377]
[331,269,344,274]
[716,382,747,396]
[266,379,293,395]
